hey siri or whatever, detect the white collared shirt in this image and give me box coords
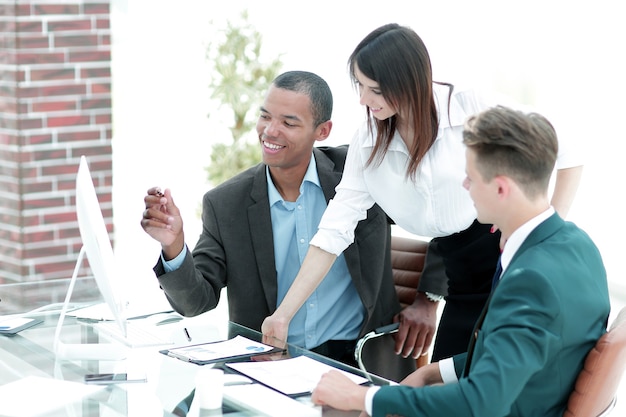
[310,84,580,256]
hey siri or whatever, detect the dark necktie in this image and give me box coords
[491,256,503,291]
[464,256,504,376]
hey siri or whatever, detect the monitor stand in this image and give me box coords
[53,246,127,361]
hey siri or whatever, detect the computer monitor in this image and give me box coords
[53,156,127,360]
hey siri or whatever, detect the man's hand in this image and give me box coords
[400,362,443,387]
[140,187,184,260]
[261,314,290,346]
[393,292,438,358]
[312,370,368,411]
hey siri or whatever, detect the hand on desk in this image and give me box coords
[393,293,438,359]
[261,314,289,349]
[311,370,369,412]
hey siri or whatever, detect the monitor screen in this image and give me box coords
[75,155,126,334]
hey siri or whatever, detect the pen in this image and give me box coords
[184,327,192,342]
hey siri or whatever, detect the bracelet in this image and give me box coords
[425,292,444,302]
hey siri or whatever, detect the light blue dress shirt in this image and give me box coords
[163,155,365,349]
[267,156,364,349]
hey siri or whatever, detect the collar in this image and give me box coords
[500,207,555,271]
[266,154,320,206]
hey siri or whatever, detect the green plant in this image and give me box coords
[205,11,283,186]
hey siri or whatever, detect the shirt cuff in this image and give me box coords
[162,246,187,272]
[439,357,459,384]
[365,386,381,416]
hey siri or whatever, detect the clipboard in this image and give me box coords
[0,317,43,336]
[159,335,285,365]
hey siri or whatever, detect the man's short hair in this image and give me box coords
[272,71,333,127]
[462,105,558,198]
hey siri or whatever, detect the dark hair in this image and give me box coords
[349,23,450,179]
[463,105,558,198]
[272,71,333,127]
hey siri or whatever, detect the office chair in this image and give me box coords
[563,305,626,417]
[355,236,430,382]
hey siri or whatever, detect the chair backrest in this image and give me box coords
[391,236,430,369]
[391,236,428,308]
[354,236,430,382]
[563,306,626,417]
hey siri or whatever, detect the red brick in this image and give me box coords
[71,146,112,160]
[44,211,78,225]
[32,100,77,112]
[17,34,50,49]
[23,230,56,244]
[42,163,93,176]
[85,4,110,14]
[23,196,67,209]
[33,259,81,275]
[47,114,90,128]
[96,19,110,30]
[32,148,66,161]
[34,4,80,15]
[17,21,43,33]
[21,180,54,194]
[57,130,100,142]
[18,117,44,130]
[15,51,66,65]
[47,19,91,32]
[30,68,75,82]
[55,34,99,48]
[24,133,53,145]
[95,113,111,124]
[91,81,111,94]
[38,84,87,97]
[69,50,111,63]
[81,98,111,110]
[80,66,110,79]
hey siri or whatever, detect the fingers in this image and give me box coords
[395,320,434,359]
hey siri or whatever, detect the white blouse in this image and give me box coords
[310,83,582,255]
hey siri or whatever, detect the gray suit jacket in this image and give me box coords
[154,146,400,340]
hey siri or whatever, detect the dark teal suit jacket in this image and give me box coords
[373,214,610,417]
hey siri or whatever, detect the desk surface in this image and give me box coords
[0,307,387,416]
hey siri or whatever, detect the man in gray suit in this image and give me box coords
[141,71,425,366]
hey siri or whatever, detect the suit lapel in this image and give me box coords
[313,148,363,279]
[248,165,279,312]
[313,148,342,202]
[463,213,564,376]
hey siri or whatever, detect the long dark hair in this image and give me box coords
[348,23,452,180]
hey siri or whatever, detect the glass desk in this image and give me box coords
[0,308,389,416]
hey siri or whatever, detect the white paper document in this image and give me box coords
[165,335,279,364]
[226,355,369,396]
[0,376,103,417]
[223,383,321,417]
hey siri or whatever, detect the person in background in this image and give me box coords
[141,70,409,367]
[262,23,583,362]
[311,105,610,417]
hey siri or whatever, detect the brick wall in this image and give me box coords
[0,0,112,310]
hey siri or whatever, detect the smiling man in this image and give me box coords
[140,71,402,365]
